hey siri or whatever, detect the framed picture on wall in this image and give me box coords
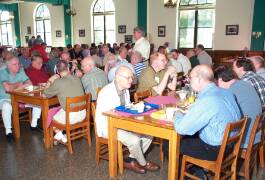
[158,26,166,37]
[79,29,85,37]
[118,25,126,33]
[56,30,62,37]
[225,25,239,35]
[27,26,31,35]
[124,35,133,43]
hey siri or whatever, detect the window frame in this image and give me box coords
[92,0,115,44]
[35,4,51,46]
[178,0,215,49]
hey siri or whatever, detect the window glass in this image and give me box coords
[35,4,52,46]
[178,0,215,48]
[93,0,115,44]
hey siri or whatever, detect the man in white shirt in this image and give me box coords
[170,49,191,75]
[195,44,212,66]
[133,27,150,62]
[96,66,160,174]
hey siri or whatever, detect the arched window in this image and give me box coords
[35,4,51,46]
[178,0,215,48]
[0,11,13,46]
[92,0,115,44]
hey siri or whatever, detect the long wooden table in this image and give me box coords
[104,110,180,180]
[10,90,59,148]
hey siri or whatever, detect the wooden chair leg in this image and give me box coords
[245,160,250,180]
[87,123,91,147]
[95,141,100,165]
[66,130,73,154]
[118,142,124,175]
[180,156,186,180]
[259,143,264,168]
[28,109,32,124]
[254,154,258,176]
[159,139,164,163]
[49,126,54,148]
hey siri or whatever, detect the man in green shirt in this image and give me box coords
[137,52,177,96]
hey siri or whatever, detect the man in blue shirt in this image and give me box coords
[164,65,241,178]
[0,56,41,142]
[214,65,262,148]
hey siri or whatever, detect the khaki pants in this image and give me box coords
[53,108,86,124]
[117,129,152,166]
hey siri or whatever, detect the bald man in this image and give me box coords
[163,65,241,178]
[95,66,159,174]
[81,57,108,100]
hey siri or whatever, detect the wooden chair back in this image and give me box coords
[215,116,247,179]
[238,113,265,179]
[134,89,151,102]
[259,113,265,168]
[50,94,92,154]
[65,94,90,125]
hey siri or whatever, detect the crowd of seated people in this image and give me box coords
[0,28,265,178]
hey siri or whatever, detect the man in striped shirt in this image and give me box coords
[131,51,146,78]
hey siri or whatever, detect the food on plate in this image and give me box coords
[150,110,166,120]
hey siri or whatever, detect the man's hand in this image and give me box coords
[48,74,60,84]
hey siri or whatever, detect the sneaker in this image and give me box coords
[54,131,67,143]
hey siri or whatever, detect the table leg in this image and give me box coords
[108,117,118,178]
[168,131,179,180]
[42,100,50,149]
[11,94,20,139]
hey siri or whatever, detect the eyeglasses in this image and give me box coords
[119,74,134,81]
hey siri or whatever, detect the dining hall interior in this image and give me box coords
[0,0,265,179]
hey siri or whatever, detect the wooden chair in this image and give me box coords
[50,94,92,154]
[134,90,164,163]
[180,117,247,180]
[0,107,32,128]
[238,113,265,179]
[91,101,124,174]
[258,115,265,168]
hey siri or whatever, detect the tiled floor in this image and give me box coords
[0,123,264,180]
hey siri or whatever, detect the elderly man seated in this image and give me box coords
[81,56,108,101]
[137,52,177,96]
[25,55,49,85]
[96,66,160,174]
[164,65,241,179]
[130,51,146,78]
[0,56,41,142]
[249,56,265,79]
[233,58,265,109]
[43,60,85,143]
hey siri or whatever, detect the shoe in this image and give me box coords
[54,131,67,143]
[188,166,207,180]
[6,133,14,142]
[124,160,146,174]
[143,162,160,171]
[30,126,43,132]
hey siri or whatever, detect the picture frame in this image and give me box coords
[79,29,85,37]
[27,26,31,35]
[225,25,239,35]
[124,35,133,43]
[158,26,166,37]
[118,25,126,34]
[56,30,62,37]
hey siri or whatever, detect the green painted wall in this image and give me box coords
[64,3,72,45]
[250,0,265,51]
[137,0,147,34]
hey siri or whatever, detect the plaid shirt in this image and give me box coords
[242,71,265,108]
